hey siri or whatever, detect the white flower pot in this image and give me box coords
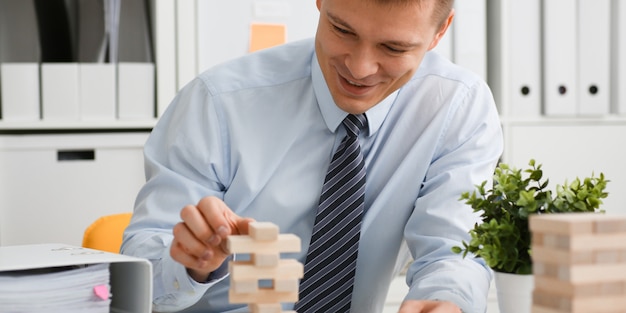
[494,272,534,313]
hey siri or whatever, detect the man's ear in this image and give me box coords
[428,9,454,51]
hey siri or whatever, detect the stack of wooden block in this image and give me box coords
[529,213,626,313]
[227,222,304,313]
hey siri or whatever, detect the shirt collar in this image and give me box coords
[312,54,397,137]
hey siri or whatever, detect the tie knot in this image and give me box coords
[342,114,367,138]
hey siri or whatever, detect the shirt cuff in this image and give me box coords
[152,251,229,312]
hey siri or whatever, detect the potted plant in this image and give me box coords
[452,159,608,313]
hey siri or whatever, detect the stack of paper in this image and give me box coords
[0,262,111,313]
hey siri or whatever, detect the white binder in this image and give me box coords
[452,0,487,80]
[41,63,81,121]
[79,63,117,121]
[154,0,177,117]
[507,0,542,117]
[489,0,542,118]
[0,63,40,121]
[0,243,152,313]
[176,0,198,90]
[542,0,578,116]
[613,0,626,115]
[577,0,611,116]
[117,63,155,120]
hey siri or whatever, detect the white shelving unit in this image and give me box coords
[489,0,626,216]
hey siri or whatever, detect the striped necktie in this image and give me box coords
[295,114,367,313]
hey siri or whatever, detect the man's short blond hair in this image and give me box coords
[368,0,454,27]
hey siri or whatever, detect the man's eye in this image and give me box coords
[333,25,351,34]
[385,45,406,53]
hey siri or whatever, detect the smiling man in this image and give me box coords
[121,0,503,312]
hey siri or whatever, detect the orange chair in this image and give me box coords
[82,213,133,253]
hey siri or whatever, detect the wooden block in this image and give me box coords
[532,233,544,246]
[534,275,626,297]
[537,233,626,251]
[249,303,282,313]
[530,213,596,235]
[594,218,626,234]
[532,246,593,265]
[273,279,299,292]
[227,234,301,254]
[231,279,258,294]
[229,259,303,281]
[249,222,279,241]
[252,253,280,267]
[533,261,626,283]
[531,246,626,265]
[229,288,298,304]
[533,290,626,312]
[530,213,626,235]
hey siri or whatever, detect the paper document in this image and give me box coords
[0,262,111,313]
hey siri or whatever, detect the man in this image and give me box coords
[121,0,503,312]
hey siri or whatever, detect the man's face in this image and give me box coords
[315,0,451,114]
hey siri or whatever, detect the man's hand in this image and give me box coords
[398,300,462,313]
[170,196,254,282]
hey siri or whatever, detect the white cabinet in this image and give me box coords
[502,120,626,216]
[0,133,148,246]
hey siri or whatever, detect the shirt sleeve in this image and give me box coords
[120,78,231,312]
[403,78,502,312]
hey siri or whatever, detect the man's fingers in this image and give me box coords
[172,222,211,262]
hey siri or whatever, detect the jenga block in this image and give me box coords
[533,290,626,312]
[594,218,626,234]
[249,303,282,313]
[533,261,626,283]
[231,279,259,294]
[229,259,304,281]
[530,213,597,235]
[530,213,626,235]
[273,279,299,292]
[534,275,626,297]
[532,246,594,265]
[533,232,544,246]
[532,246,626,265]
[252,253,280,267]
[249,222,280,241]
[227,234,301,254]
[537,233,626,251]
[229,288,298,304]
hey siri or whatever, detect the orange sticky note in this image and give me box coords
[249,23,286,52]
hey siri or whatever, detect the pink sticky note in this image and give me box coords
[93,284,109,300]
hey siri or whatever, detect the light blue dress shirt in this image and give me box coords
[121,38,503,313]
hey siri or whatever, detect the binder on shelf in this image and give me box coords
[154,0,177,117]
[176,0,197,90]
[118,62,155,120]
[577,0,611,116]
[612,0,626,115]
[79,63,117,121]
[0,63,40,121]
[507,0,542,117]
[451,0,487,80]
[0,243,152,313]
[542,0,578,116]
[41,63,80,121]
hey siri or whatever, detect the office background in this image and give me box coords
[0,2,624,311]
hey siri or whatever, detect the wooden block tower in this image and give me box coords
[227,221,303,313]
[529,213,626,313]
